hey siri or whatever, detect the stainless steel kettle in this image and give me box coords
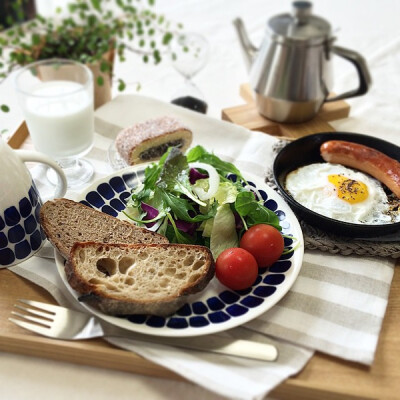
[234,1,371,123]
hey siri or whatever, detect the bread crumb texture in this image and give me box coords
[72,244,211,302]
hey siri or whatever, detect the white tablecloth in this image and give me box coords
[1,1,400,399]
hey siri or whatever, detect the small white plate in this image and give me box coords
[107,139,128,171]
[55,165,304,337]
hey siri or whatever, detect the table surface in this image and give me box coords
[1,1,400,399]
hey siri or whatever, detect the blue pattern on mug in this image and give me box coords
[0,181,45,266]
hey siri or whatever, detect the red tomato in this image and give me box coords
[215,248,258,290]
[240,224,284,268]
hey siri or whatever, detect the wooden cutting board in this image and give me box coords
[2,99,399,399]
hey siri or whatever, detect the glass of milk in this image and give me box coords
[15,59,94,187]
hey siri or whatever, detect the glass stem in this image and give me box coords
[58,158,78,170]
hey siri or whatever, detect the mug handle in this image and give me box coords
[326,46,372,102]
[15,150,68,198]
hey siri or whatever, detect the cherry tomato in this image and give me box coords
[240,224,284,268]
[215,248,258,290]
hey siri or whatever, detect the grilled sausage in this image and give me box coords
[320,140,400,198]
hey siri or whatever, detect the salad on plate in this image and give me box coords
[123,145,293,264]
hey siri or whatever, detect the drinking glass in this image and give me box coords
[170,32,209,113]
[15,59,95,187]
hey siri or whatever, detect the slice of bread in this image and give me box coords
[66,242,215,316]
[40,198,168,260]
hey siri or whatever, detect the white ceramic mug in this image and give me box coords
[0,137,67,267]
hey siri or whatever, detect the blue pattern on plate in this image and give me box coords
[263,274,285,285]
[127,314,147,324]
[167,317,189,329]
[253,285,277,297]
[219,290,240,304]
[86,191,105,208]
[78,171,297,331]
[146,315,166,328]
[208,311,231,323]
[0,181,44,266]
[176,303,192,316]
[110,198,126,212]
[109,176,126,193]
[226,304,248,317]
[269,260,292,273]
[97,183,115,200]
[189,316,209,327]
[192,301,208,315]
[207,297,225,311]
[240,295,264,308]
[101,205,118,217]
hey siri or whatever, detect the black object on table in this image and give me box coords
[171,96,208,114]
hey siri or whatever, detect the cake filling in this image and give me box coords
[139,140,184,160]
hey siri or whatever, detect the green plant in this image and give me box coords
[0,0,181,112]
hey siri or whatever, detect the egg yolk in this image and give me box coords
[328,174,369,204]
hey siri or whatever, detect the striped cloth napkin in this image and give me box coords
[10,95,395,399]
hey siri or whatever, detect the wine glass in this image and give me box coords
[15,59,95,188]
[170,32,209,113]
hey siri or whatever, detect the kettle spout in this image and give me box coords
[233,18,258,70]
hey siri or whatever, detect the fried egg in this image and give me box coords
[285,163,392,224]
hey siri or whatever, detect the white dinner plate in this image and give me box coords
[55,165,304,337]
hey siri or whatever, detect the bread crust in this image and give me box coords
[40,198,168,260]
[66,242,215,316]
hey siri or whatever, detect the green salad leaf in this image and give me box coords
[235,191,281,230]
[210,204,239,258]
[158,147,205,206]
[187,145,246,182]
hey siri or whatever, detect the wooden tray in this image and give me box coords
[2,105,399,399]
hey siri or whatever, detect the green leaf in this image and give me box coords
[100,61,110,72]
[235,191,281,230]
[97,76,104,86]
[117,79,126,91]
[165,214,195,245]
[90,0,102,11]
[187,145,245,181]
[159,189,217,223]
[162,32,173,45]
[158,147,205,206]
[1,105,10,113]
[210,204,239,259]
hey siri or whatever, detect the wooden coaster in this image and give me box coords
[221,84,350,139]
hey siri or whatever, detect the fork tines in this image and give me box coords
[9,299,59,336]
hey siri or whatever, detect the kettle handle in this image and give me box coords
[326,46,372,102]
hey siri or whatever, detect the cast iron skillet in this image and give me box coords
[273,132,400,238]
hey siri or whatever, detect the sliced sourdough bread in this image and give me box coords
[66,242,215,316]
[40,198,168,260]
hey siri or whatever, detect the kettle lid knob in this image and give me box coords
[268,1,331,43]
[292,1,312,24]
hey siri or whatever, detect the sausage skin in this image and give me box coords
[320,140,400,198]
